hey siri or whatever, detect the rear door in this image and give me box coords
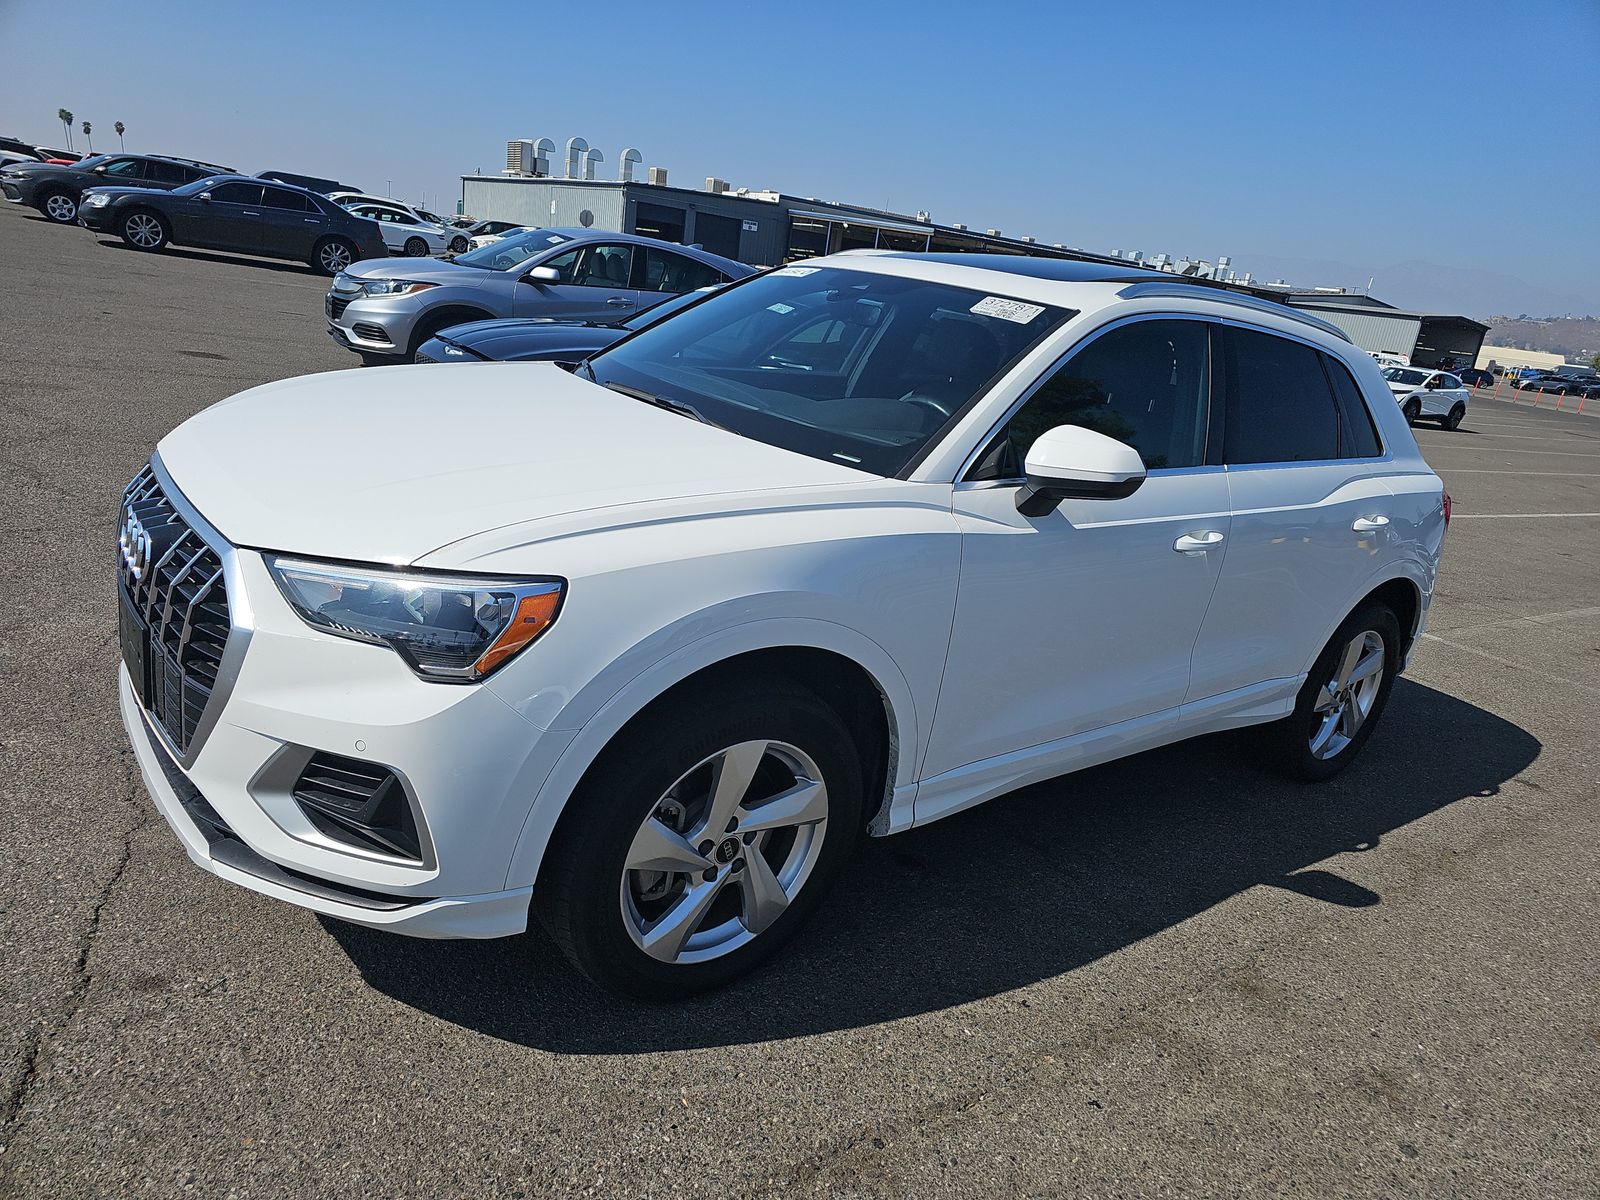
[516,242,642,319]
[257,185,324,258]
[1188,326,1394,703]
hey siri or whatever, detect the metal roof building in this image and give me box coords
[1271,296,1489,370]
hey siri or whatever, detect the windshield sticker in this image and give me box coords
[773,266,819,276]
[971,296,1046,324]
[766,303,796,314]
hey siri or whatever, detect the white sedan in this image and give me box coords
[1382,367,1470,430]
[345,202,456,258]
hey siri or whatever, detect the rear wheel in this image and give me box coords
[41,189,77,223]
[1443,402,1466,430]
[1402,397,1422,424]
[449,235,469,254]
[313,237,356,275]
[537,678,864,998]
[1258,603,1401,782]
[119,210,168,251]
[403,236,428,257]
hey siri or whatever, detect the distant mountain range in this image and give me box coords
[1240,254,1595,322]
[1480,316,1600,362]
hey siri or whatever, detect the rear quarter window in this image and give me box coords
[1322,354,1384,458]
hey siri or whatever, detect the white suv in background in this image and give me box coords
[343,201,456,258]
[1382,366,1471,429]
[117,254,1447,998]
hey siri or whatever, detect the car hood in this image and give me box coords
[157,363,865,564]
[437,318,617,361]
[84,184,166,199]
[340,257,489,285]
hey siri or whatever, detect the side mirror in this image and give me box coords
[522,265,560,284]
[197,191,212,202]
[1016,425,1147,517]
[93,164,107,173]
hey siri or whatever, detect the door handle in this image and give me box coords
[242,210,260,216]
[1352,515,1390,532]
[605,298,632,306]
[1174,530,1226,554]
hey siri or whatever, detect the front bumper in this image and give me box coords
[116,460,578,936]
[2,179,32,203]
[121,667,534,937]
[78,203,116,232]
[325,291,419,357]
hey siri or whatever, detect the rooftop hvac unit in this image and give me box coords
[505,139,534,175]
[951,223,967,230]
[985,229,1001,236]
[647,166,668,186]
[915,211,931,223]
[704,177,729,194]
[1020,235,1035,243]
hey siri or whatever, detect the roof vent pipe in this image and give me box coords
[564,136,589,179]
[618,147,642,183]
[582,147,603,180]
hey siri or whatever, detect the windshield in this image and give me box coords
[1382,367,1429,385]
[70,155,111,170]
[453,228,571,271]
[584,266,1072,476]
[172,175,233,196]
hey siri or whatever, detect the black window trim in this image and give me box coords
[1317,350,1387,460]
[958,311,1220,485]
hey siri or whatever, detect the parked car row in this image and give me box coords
[325,227,754,363]
[1510,371,1600,397]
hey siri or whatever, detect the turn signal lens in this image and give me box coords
[474,590,563,676]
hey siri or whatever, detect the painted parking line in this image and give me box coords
[1449,511,1600,518]
[1436,470,1600,476]
[1421,447,1600,458]
[1419,632,1600,697]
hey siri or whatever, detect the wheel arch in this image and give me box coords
[503,619,917,892]
[409,304,497,349]
[1300,569,1425,681]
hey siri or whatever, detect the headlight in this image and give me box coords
[359,279,437,297]
[85,192,110,206]
[266,556,563,682]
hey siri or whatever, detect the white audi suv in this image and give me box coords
[117,253,1448,997]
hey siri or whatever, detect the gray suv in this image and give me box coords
[1,153,232,224]
[325,227,754,363]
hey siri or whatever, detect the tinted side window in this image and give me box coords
[984,318,1211,475]
[1222,328,1339,464]
[209,182,263,205]
[639,247,723,293]
[1322,355,1383,458]
[101,158,145,178]
[143,161,185,184]
[260,186,313,211]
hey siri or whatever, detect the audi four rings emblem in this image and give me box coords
[119,509,153,579]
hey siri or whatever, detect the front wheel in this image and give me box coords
[41,189,77,223]
[313,237,356,275]
[1443,403,1466,431]
[1402,398,1422,424]
[119,210,168,251]
[537,678,865,998]
[1258,603,1401,782]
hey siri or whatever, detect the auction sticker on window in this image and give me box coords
[971,296,1046,324]
[773,266,820,277]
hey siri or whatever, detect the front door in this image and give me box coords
[924,317,1229,781]
[517,242,642,320]
[189,181,266,254]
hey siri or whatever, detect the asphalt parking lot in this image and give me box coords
[1,204,1596,1199]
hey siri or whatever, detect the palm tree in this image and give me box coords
[115,121,126,150]
[58,108,73,151]
[81,120,93,153]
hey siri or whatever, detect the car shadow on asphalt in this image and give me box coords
[327,679,1539,1051]
[97,239,328,276]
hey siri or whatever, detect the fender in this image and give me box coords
[501,616,921,890]
[1296,556,1432,680]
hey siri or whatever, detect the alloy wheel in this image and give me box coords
[319,242,352,272]
[1309,630,1384,759]
[44,193,76,222]
[125,214,162,248]
[620,739,830,965]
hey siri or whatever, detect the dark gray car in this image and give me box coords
[325,227,755,363]
[0,153,233,224]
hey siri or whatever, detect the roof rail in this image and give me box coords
[1114,281,1353,343]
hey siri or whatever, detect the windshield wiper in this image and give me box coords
[602,381,721,428]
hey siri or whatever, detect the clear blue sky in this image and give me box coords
[3,0,1596,314]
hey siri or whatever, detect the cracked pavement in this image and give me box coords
[0,204,1596,1198]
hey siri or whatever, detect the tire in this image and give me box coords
[1258,602,1401,782]
[449,235,469,254]
[1444,402,1466,431]
[402,236,428,257]
[403,311,485,358]
[537,677,865,999]
[312,237,356,275]
[1402,398,1422,425]
[40,189,77,223]
[118,209,168,252]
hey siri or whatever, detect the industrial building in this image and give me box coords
[465,137,1489,370]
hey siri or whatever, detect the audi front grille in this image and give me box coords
[118,464,232,755]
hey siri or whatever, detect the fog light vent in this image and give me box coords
[292,752,421,862]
